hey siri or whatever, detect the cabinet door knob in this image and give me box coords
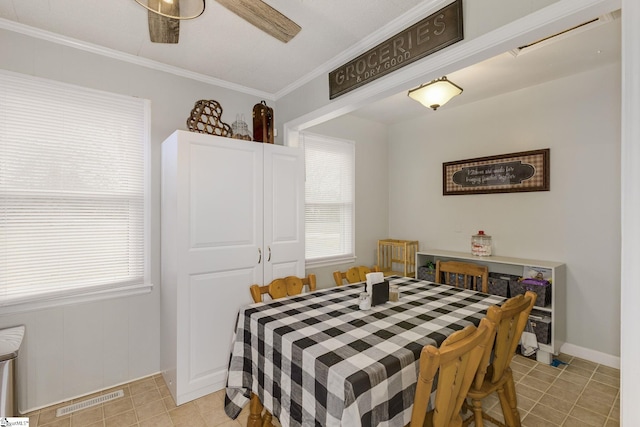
[258,248,262,264]
[268,246,272,262]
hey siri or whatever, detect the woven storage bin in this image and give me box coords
[487,272,521,297]
[417,266,436,282]
[509,279,551,307]
[529,314,552,344]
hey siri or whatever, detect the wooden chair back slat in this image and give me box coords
[268,278,288,300]
[332,265,380,286]
[435,260,489,293]
[250,274,317,303]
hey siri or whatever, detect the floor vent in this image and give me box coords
[56,389,124,417]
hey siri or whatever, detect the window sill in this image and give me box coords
[0,283,154,316]
[306,255,357,269]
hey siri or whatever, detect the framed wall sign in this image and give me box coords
[443,149,550,195]
[328,0,463,99]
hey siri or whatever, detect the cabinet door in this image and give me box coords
[263,144,305,282]
[175,133,263,401]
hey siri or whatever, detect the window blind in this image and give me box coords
[303,132,355,263]
[0,70,150,308]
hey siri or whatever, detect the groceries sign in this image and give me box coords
[329,0,463,99]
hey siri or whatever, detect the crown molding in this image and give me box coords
[0,17,275,101]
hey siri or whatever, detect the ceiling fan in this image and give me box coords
[134,0,301,44]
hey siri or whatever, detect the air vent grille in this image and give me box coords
[56,389,124,417]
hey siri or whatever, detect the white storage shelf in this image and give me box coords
[415,249,565,363]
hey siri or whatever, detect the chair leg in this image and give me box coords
[496,385,520,427]
[262,410,274,427]
[472,398,485,427]
[248,393,264,427]
[503,371,522,427]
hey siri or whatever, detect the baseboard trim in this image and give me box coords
[19,372,161,415]
[560,343,620,369]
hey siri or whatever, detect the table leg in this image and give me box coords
[248,393,263,427]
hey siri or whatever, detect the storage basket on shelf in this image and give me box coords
[487,272,521,298]
[417,265,436,282]
[509,278,551,307]
[529,312,552,345]
[377,239,418,277]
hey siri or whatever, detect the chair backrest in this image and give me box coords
[474,291,537,388]
[249,274,317,303]
[435,260,489,293]
[332,265,380,286]
[410,317,495,427]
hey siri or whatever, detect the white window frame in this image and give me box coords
[0,70,152,315]
[302,132,356,267]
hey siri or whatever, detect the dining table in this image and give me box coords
[224,276,506,427]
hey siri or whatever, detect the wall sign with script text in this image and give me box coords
[328,0,463,99]
[443,149,550,195]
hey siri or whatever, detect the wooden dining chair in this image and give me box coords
[249,274,317,303]
[462,291,537,427]
[409,317,496,427]
[247,273,317,427]
[435,260,489,293]
[332,265,381,286]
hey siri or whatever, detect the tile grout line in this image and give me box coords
[559,361,611,427]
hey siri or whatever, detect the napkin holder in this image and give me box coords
[371,280,389,306]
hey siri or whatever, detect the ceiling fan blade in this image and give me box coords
[215,0,301,43]
[147,0,180,43]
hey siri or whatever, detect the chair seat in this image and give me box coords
[466,366,512,396]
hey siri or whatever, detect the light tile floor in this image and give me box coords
[24,353,619,427]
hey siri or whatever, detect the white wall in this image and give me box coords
[0,28,265,412]
[306,115,390,287]
[385,63,621,357]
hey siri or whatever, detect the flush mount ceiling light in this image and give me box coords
[408,76,463,110]
[134,0,205,19]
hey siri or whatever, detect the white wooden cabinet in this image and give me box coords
[416,249,565,364]
[161,131,304,405]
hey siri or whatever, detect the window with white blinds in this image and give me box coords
[0,70,150,311]
[303,132,355,265]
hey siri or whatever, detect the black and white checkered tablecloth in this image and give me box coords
[224,276,505,427]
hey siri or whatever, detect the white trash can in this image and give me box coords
[0,325,25,417]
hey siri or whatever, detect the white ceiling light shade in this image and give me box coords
[134,0,205,19]
[408,76,463,110]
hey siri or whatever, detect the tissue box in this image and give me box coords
[529,314,552,345]
[371,280,389,306]
[487,272,520,297]
[510,278,551,307]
